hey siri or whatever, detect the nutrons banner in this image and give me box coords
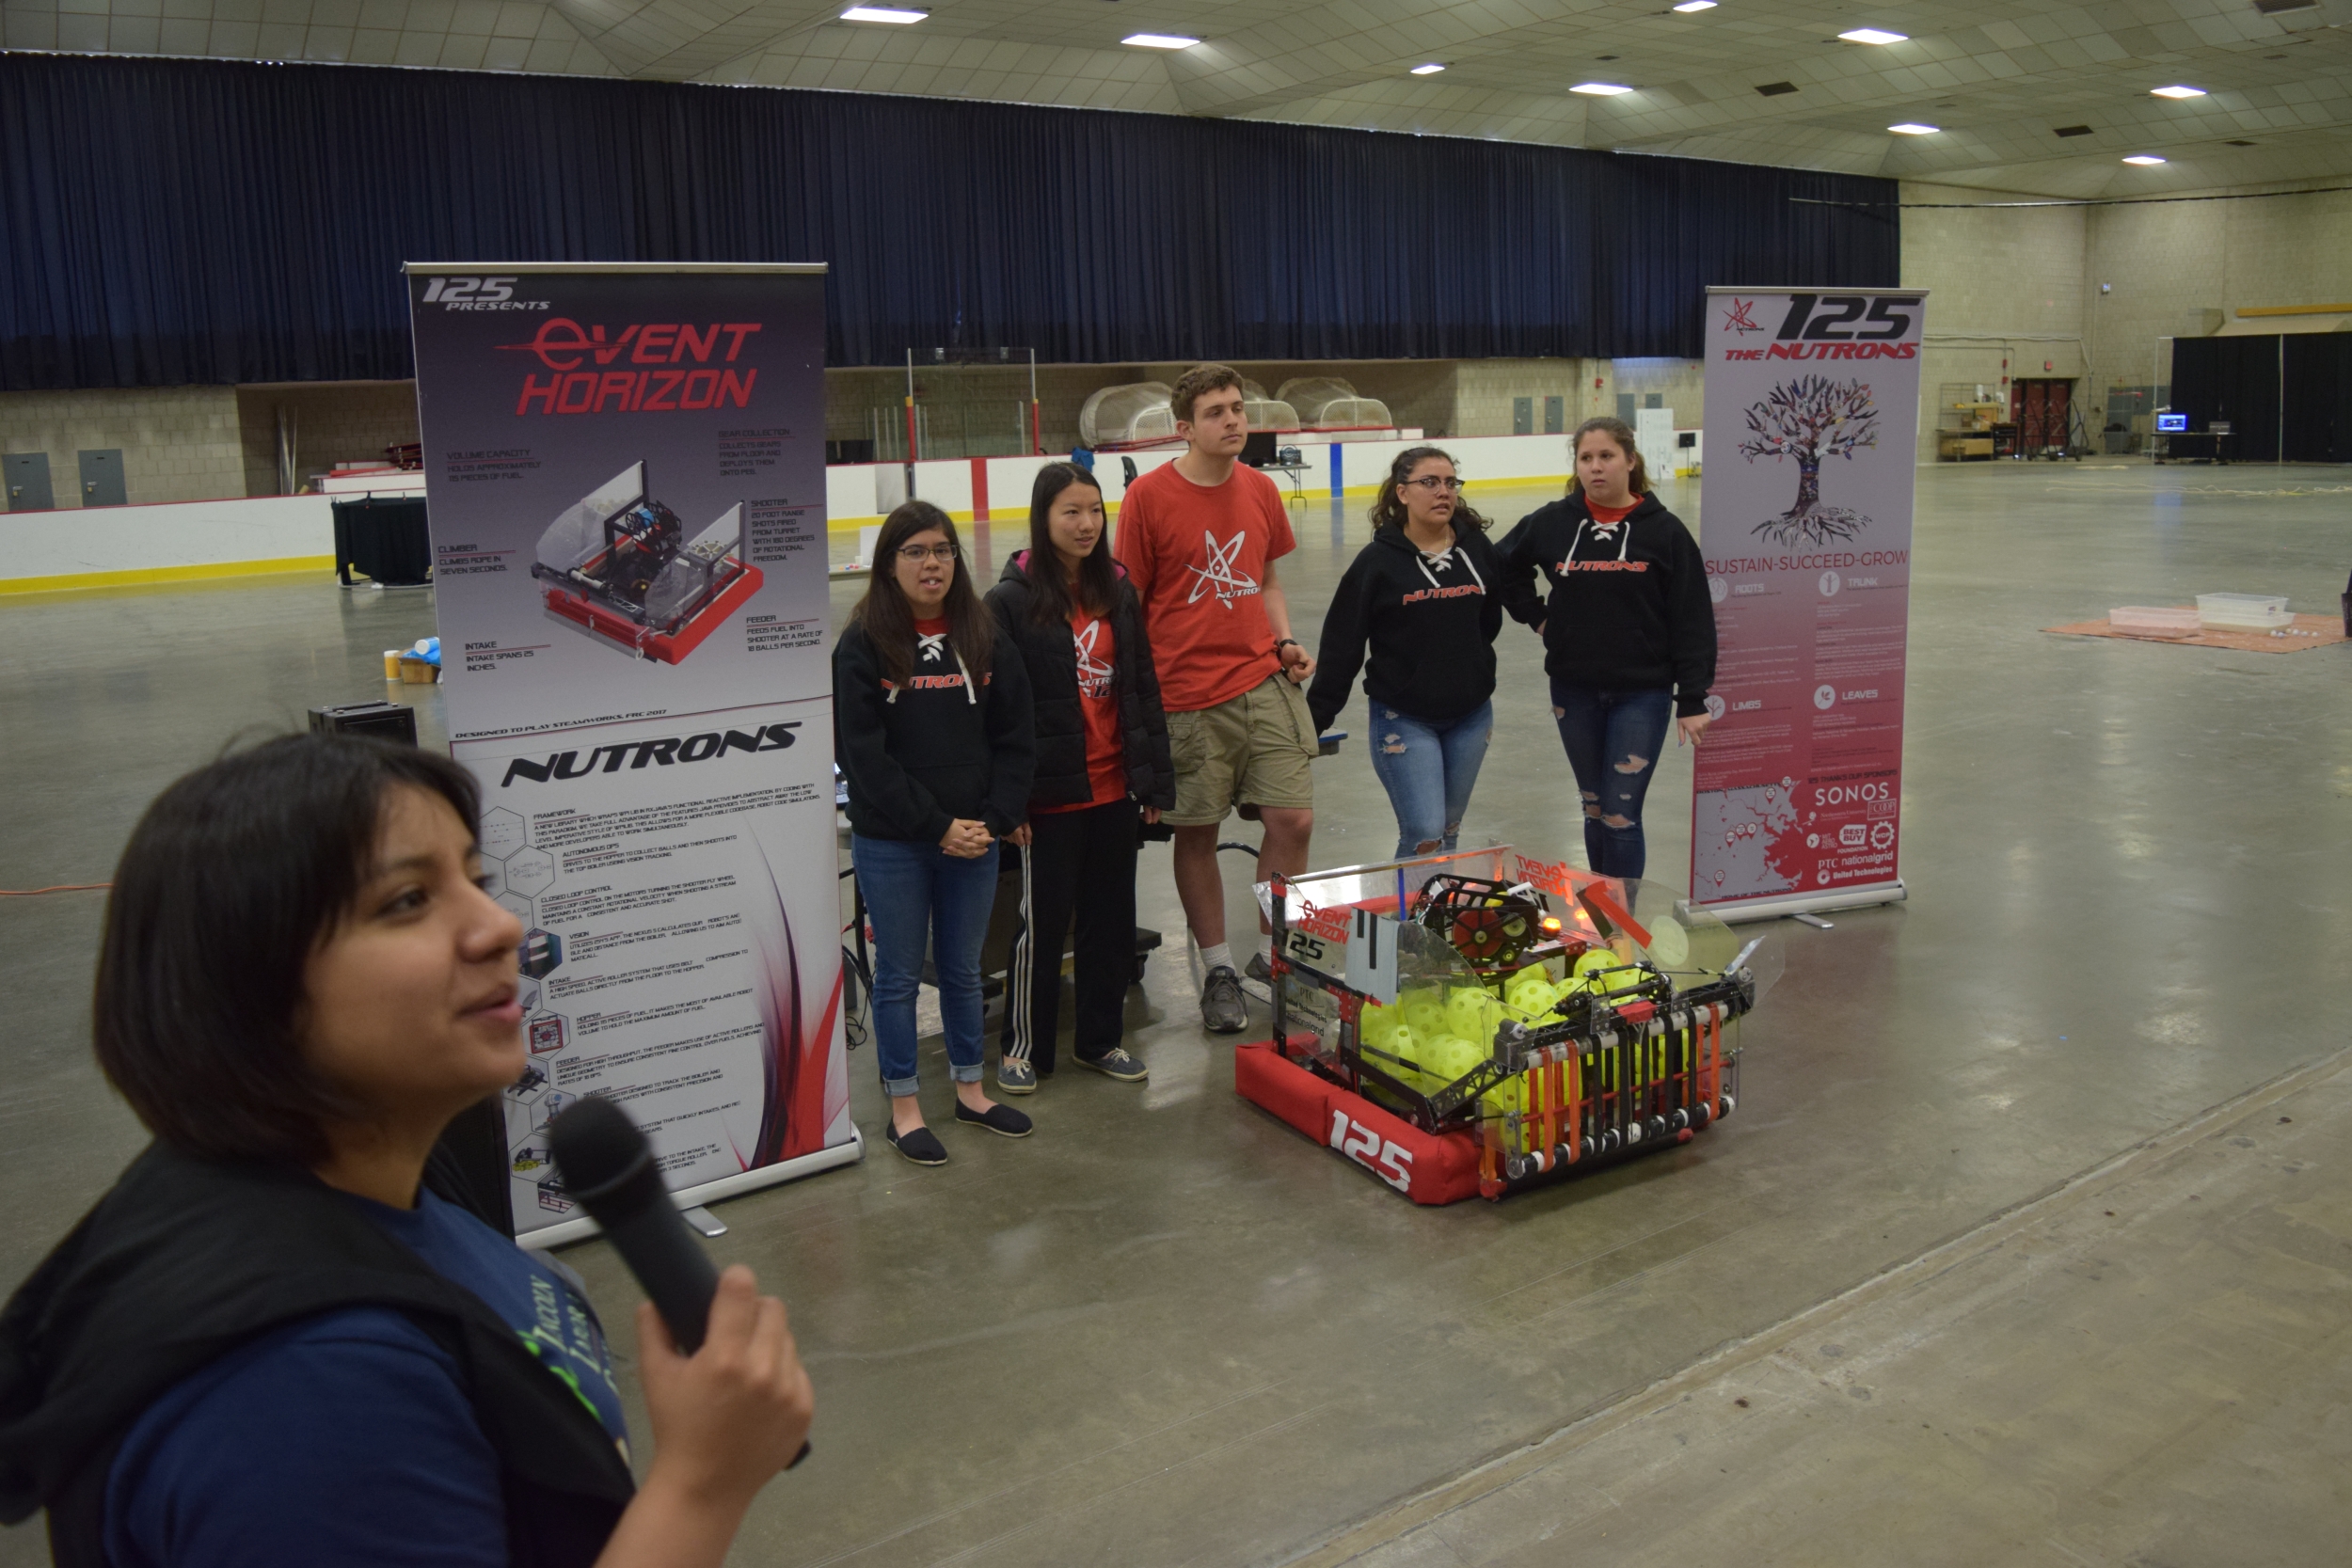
[1691,287,1926,921]
[406,261,857,1243]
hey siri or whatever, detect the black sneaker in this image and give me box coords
[1200,965,1248,1033]
[954,1101,1034,1138]
[885,1123,949,1165]
[1245,951,1275,984]
[1074,1046,1149,1082]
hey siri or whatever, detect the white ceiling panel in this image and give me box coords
[6,0,2350,192]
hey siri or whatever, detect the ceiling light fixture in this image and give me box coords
[1121,32,1198,47]
[1570,81,1633,95]
[2150,85,2205,99]
[1887,122,1938,135]
[1672,0,1716,10]
[2122,154,2168,165]
[839,5,925,20]
[1837,27,1907,44]
[1409,62,1446,74]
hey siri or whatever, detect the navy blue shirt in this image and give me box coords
[104,1189,628,1568]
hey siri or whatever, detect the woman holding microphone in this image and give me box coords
[0,733,813,1567]
[834,499,1037,1164]
[1309,446,1520,859]
[985,462,1174,1093]
[1494,417,1716,880]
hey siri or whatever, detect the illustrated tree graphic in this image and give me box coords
[1738,374,1880,545]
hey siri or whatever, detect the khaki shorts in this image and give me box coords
[1166,673,1317,826]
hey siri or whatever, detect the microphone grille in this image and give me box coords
[548,1096,647,1196]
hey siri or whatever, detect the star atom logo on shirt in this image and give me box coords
[1184,531,1261,608]
[1073,619,1115,698]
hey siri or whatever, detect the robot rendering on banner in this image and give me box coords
[1235,845,1780,1204]
[531,460,761,664]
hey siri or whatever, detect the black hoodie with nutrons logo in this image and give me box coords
[1492,492,1717,717]
[833,621,1034,845]
[1307,521,1530,733]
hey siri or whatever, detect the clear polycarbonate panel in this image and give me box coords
[1275,376,1392,429]
[535,461,644,574]
[1077,382,1177,448]
[642,505,740,629]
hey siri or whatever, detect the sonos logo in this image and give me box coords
[421,276,550,312]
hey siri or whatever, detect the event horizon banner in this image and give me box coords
[1691,287,1926,920]
[406,262,856,1241]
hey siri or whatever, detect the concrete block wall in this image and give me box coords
[1900,181,2090,464]
[2087,179,2352,401]
[0,386,246,506]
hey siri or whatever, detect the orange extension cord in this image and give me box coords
[0,883,111,896]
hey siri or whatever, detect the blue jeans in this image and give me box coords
[851,833,999,1097]
[1549,683,1674,879]
[1366,700,1493,860]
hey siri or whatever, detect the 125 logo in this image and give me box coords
[1774,293,1921,341]
[1328,1109,1413,1193]
[422,276,517,303]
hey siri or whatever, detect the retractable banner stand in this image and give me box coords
[1692,288,1927,923]
[405,262,858,1244]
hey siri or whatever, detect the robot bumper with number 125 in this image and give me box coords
[1234,845,1779,1204]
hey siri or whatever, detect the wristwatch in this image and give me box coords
[1275,639,1301,657]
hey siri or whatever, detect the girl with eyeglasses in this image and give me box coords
[1493,417,1716,881]
[834,500,1037,1165]
[1309,447,1527,858]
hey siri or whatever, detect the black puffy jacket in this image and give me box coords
[986,551,1175,812]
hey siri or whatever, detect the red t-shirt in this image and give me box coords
[1111,461,1295,713]
[1035,606,1126,815]
[1584,496,1639,525]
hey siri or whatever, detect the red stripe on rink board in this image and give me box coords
[971,457,989,522]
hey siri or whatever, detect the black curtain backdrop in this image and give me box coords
[2283,334,2352,464]
[2170,336,2281,461]
[0,53,1898,389]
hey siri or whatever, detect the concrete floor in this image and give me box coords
[1,461,2346,1565]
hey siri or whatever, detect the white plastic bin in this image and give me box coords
[2196,593,2291,630]
[2109,606,2200,635]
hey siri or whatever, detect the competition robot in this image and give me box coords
[1236,846,1778,1203]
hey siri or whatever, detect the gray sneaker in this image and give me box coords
[996,1056,1038,1095]
[1245,951,1275,984]
[1200,965,1248,1033]
[1074,1046,1149,1082]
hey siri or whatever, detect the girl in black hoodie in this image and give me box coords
[834,500,1036,1165]
[1311,446,1527,858]
[1493,417,1717,880]
[983,463,1175,1093]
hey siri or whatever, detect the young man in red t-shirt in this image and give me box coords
[1112,365,1317,1032]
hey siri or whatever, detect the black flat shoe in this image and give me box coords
[885,1123,949,1165]
[953,1101,1034,1138]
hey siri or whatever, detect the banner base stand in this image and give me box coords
[1703,879,1906,926]
[518,1125,867,1251]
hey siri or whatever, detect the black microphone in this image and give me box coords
[548,1097,720,1351]
[548,1097,810,1468]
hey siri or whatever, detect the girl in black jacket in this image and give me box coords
[1309,446,1525,858]
[1493,417,1717,880]
[983,462,1175,1092]
[834,499,1037,1164]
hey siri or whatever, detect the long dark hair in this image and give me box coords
[1022,462,1117,624]
[850,499,993,686]
[1369,444,1488,534]
[1568,417,1653,499]
[94,733,484,1165]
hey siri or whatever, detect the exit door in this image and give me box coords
[79,449,127,507]
[2010,380,2072,454]
[4,452,53,512]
